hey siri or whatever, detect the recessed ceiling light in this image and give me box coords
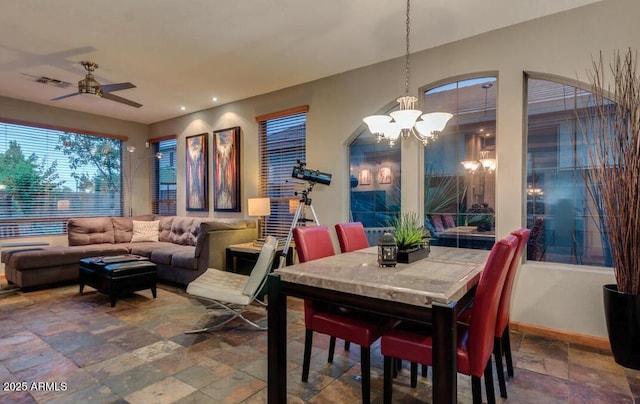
[180,106,186,111]
[212,97,218,102]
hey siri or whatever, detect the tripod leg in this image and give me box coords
[278,200,306,269]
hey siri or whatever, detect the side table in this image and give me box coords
[226,242,293,274]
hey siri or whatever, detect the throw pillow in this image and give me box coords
[131,220,160,242]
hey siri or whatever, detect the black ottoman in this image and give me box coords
[79,255,158,307]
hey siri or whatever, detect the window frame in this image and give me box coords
[0,118,127,238]
[256,106,308,239]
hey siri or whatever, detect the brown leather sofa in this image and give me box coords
[1,215,257,289]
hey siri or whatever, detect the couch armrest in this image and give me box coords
[197,227,258,271]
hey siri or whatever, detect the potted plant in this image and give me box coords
[391,211,430,263]
[580,48,640,369]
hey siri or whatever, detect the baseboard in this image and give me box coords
[510,321,611,352]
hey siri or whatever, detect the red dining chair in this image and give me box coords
[293,225,384,404]
[335,222,369,253]
[456,228,531,398]
[381,234,518,404]
[493,228,531,397]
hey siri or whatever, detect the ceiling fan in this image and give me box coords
[51,61,142,108]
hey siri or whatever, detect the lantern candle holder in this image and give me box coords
[377,232,398,267]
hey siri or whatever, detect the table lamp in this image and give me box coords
[248,197,271,243]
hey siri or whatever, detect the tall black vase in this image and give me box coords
[603,284,640,370]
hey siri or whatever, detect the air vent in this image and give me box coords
[34,76,72,89]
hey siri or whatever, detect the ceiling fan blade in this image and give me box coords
[101,92,142,108]
[51,92,81,101]
[100,82,136,93]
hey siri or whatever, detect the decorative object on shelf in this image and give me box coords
[579,49,640,369]
[362,0,452,146]
[126,145,163,216]
[377,232,397,267]
[392,211,430,263]
[358,168,372,185]
[377,167,392,184]
[213,126,241,212]
[185,133,208,211]
[248,197,271,241]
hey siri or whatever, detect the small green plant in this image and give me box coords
[392,212,428,250]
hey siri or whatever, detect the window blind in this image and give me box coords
[257,108,307,239]
[151,137,177,215]
[0,121,123,237]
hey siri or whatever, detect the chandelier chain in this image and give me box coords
[404,0,411,96]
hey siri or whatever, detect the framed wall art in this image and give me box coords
[185,133,208,211]
[378,167,392,184]
[358,168,372,185]
[213,126,241,212]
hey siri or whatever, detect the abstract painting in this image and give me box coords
[213,126,241,212]
[185,133,208,211]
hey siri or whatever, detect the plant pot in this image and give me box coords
[603,284,640,369]
[397,244,430,264]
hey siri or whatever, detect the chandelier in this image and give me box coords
[460,82,496,173]
[461,150,496,174]
[363,0,452,146]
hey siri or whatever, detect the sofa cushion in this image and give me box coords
[6,244,129,270]
[150,245,195,265]
[113,215,156,243]
[169,217,200,246]
[158,216,175,242]
[128,241,177,258]
[68,217,115,246]
[131,220,160,242]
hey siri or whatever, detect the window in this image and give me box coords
[0,120,123,237]
[526,76,608,266]
[151,137,177,215]
[349,132,401,229]
[257,106,308,239]
[423,76,497,250]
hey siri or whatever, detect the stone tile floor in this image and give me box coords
[0,282,639,403]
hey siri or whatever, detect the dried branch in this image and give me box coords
[579,48,640,294]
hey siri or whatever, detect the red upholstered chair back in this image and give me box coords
[293,225,336,328]
[494,228,531,335]
[467,234,518,377]
[293,225,335,263]
[335,222,369,253]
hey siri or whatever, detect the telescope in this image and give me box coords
[291,160,332,186]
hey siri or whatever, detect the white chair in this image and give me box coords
[185,236,277,333]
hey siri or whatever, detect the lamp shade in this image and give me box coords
[363,115,392,134]
[415,112,453,136]
[248,197,271,217]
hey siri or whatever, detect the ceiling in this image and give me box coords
[0,0,600,125]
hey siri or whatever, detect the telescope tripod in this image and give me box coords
[279,184,319,269]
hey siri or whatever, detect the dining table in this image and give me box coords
[267,245,490,403]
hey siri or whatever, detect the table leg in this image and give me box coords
[268,274,287,404]
[432,301,457,404]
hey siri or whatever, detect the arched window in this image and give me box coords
[423,76,497,250]
[349,114,401,239]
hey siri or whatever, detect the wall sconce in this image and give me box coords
[248,197,271,240]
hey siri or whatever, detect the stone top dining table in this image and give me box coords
[267,246,490,404]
